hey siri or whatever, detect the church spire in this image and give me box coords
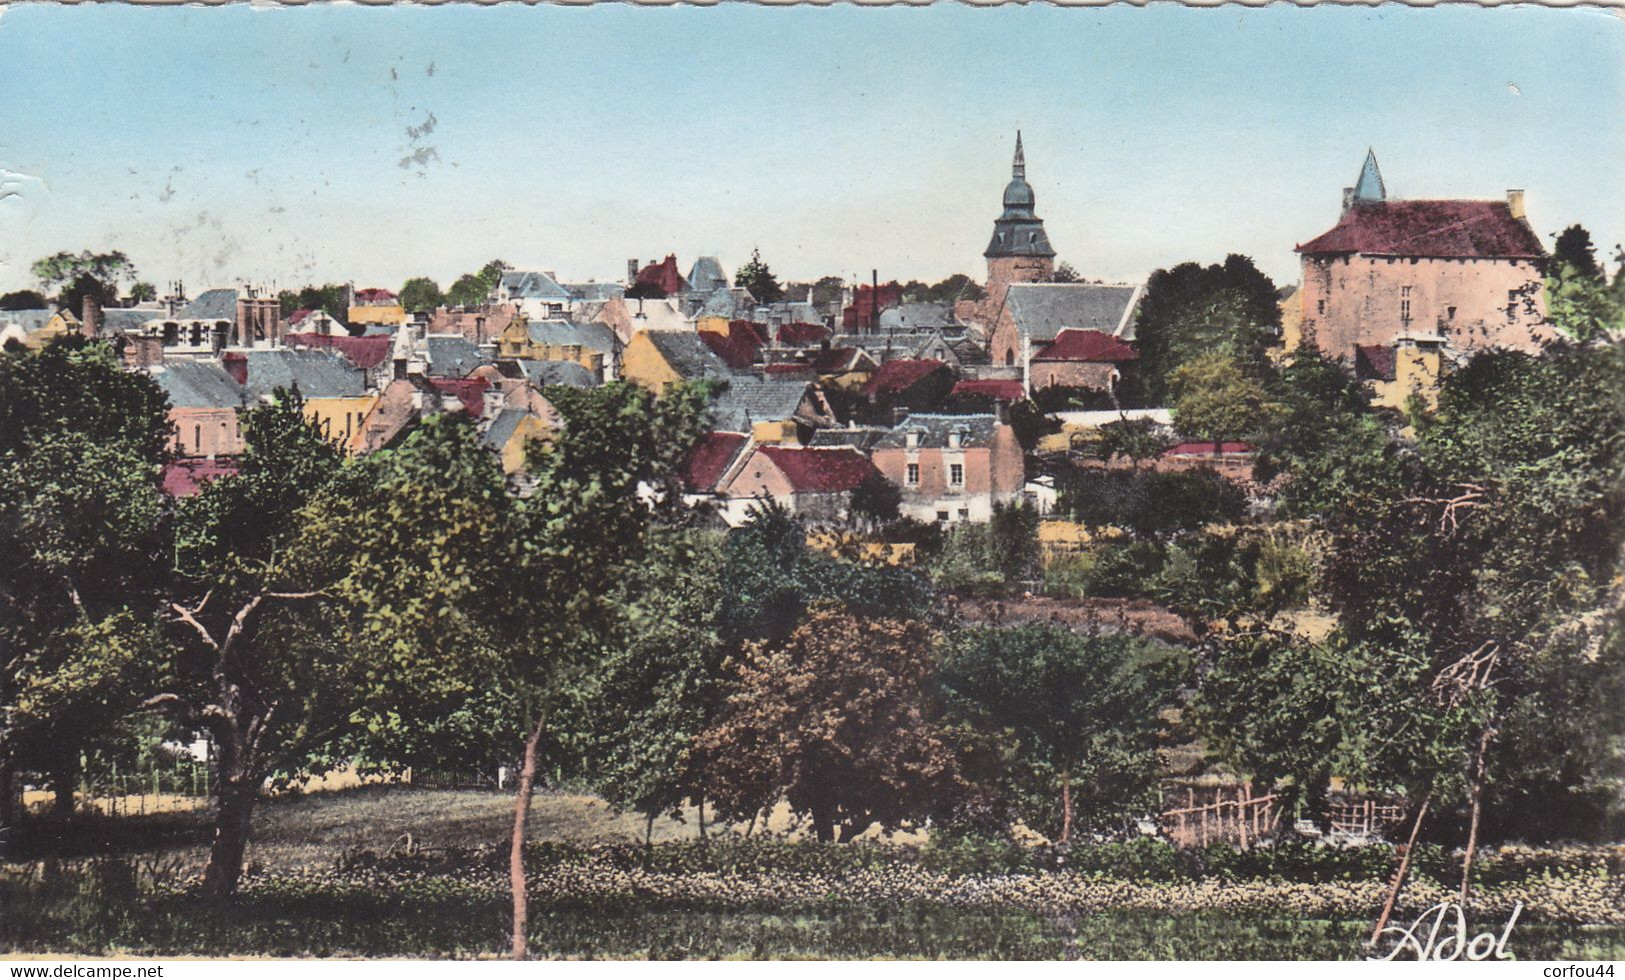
[1352,148,1386,203]
[1012,130,1025,180]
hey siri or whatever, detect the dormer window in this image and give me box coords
[905,430,920,449]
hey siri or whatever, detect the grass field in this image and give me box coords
[5,787,1623,960]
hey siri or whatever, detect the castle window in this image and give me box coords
[1400,286,1412,323]
[906,463,919,486]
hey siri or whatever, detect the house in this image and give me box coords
[946,378,1026,410]
[352,379,422,454]
[630,255,688,298]
[775,320,831,347]
[426,303,521,346]
[711,377,836,444]
[153,286,282,352]
[497,319,618,381]
[841,282,904,331]
[347,288,407,328]
[621,329,735,392]
[689,286,756,323]
[833,328,961,367]
[680,430,753,506]
[0,309,76,350]
[1028,328,1139,394]
[858,359,957,420]
[1355,335,1445,411]
[152,360,246,458]
[229,349,375,449]
[424,336,490,379]
[986,281,1143,374]
[871,414,1025,524]
[579,295,688,344]
[496,270,575,320]
[715,444,879,526]
[877,302,955,332]
[480,404,557,475]
[284,332,394,391]
[808,345,879,390]
[1295,150,1549,359]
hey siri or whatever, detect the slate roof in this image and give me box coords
[513,359,599,388]
[681,431,750,492]
[177,289,238,321]
[643,330,733,382]
[525,319,616,354]
[285,332,393,370]
[756,445,876,493]
[809,427,890,453]
[1297,200,1545,260]
[861,358,949,397]
[875,413,1000,451]
[154,361,246,409]
[1004,283,1141,344]
[481,408,529,451]
[686,256,730,294]
[697,287,753,320]
[1,309,58,333]
[1355,344,1398,382]
[564,282,625,302]
[711,377,812,430]
[878,303,955,330]
[242,349,366,400]
[500,270,573,302]
[104,309,162,332]
[1033,328,1140,363]
[425,336,489,379]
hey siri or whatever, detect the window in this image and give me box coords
[1447,306,1457,321]
[936,510,950,523]
[1316,300,1325,315]
[1400,286,1412,323]
[957,509,970,521]
[949,463,964,486]
[193,424,201,451]
[906,463,919,486]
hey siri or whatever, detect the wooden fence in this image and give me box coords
[1160,783,1280,849]
[1328,798,1407,837]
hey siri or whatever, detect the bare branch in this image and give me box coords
[168,601,219,652]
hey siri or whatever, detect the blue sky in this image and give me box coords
[1,3,1620,295]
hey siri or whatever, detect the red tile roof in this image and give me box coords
[811,346,861,374]
[777,321,830,346]
[757,445,877,494]
[730,320,769,345]
[161,458,239,498]
[354,288,398,304]
[1297,200,1544,260]
[682,431,750,492]
[951,378,1026,401]
[861,358,948,397]
[700,322,766,370]
[285,332,393,371]
[1033,328,1139,363]
[288,309,312,325]
[428,376,491,418]
[1355,344,1397,382]
[1164,441,1255,456]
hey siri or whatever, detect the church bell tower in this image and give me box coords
[983,131,1056,311]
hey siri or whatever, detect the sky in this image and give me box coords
[1,3,1622,297]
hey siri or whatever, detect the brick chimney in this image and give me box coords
[80,292,102,339]
[1506,189,1526,220]
[222,352,248,386]
[628,259,640,285]
[121,331,164,369]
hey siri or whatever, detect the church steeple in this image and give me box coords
[1013,130,1025,180]
[986,131,1053,259]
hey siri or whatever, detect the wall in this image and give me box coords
[1298,253,1546,359]
[348,304,408,327]
[618,332,683,393]
[1029,360,1116,392]
[169,406,243,458]
[304,395,380,453]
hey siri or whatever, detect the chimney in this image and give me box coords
[1341,187,1355,214]
[1507,189,1526,220]
[947,427,964,449]
[628,259,639,285]
[80,291,102,339]
[222,352,248,386]
[121,331,164,369]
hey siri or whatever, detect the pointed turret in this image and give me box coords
[1013,130,1026,180]
[986,131,1053,257]
[1352,148,1386,203]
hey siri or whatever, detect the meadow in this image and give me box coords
[5,787,1623,960]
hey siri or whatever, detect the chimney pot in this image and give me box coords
[1507,189,1526,220]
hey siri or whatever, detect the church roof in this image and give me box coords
[985,131,1055,259]
[1005,283,1142,344]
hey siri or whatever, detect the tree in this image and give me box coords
[1167,352,1279,442]
[1049,261,1081,283]
[940,625,1187,842]
[277,284,349,320]
[850,471,901,528]
[697,606,963,842]
[1095,417,1167,467]
[734,248,783,303]
[0,339,172,822]
[30,251,136,297]
[148,393,345,898]
[1551,224,1603,281]
[0,291,47,311]
[398,277,445,314]
[126,282,157,305]
[1123,255,1279,405]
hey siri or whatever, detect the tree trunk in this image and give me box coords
[201,770,260,899]
[0,760,17,851]
[509,718,546,961]
[644,811,656,847]
[1370,793,1431,947]
[51,753,78,817]
[1059,771,1073,844]
[696,798,707,840]
[1459,726,1494,907]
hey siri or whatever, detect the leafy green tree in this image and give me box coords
[850,471,901,528]
[126,282,157,305]
[1544,252,1624,344]
[1049,261,1081,283]
[0,340,172,820]
[1095,417,1166,467]
[1167,352,1279,442]
[733,248,783,303]
[1551,224,1603,281]
[1057,468,1245,537]
[698,606,963,842]
[149,393,345,898]
[31,251,136,299]
[1123,255,1279,405]
[925,273,984,303]
[445,260,509,308]
[398,276,445,314]
[940,625,1187,841]
[0,291,47,311]
[277,284,349,320]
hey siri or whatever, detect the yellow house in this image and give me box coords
[1360,336,1445,412]
[620,329,730,393]
[496,318,614,378]
[303,395,380,454]
[0,309,81,350]
[482,408,556,474]
[347,288,406,328]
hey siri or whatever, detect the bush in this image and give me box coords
[1057,468,1246,537]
